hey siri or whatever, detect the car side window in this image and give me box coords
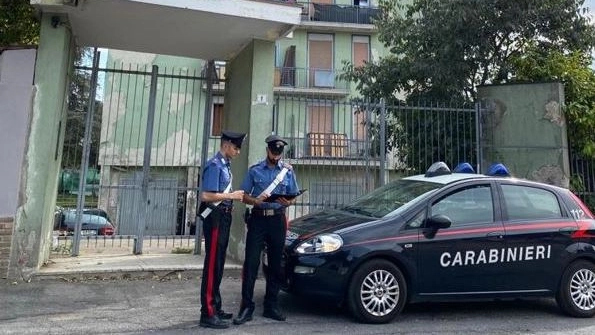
[430,184,493,226]
[501,184,562,221]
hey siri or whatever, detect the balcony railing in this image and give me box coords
[297,1,380,24]
[274,67,350,90]
[284,132,379,160]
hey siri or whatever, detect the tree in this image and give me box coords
[0,0,102,186]
[61,48,103,170]
[342,0,595,171]
[0,0,40,46]
[344,0,595,103]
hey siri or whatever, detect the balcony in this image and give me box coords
[298,1,380,25]
[274,67,350,96]
[201,61,226,93]
[283,132,380,166]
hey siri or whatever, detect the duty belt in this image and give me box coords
[251,208,285,217]
[207,203,233,213]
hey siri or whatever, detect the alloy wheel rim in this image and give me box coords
[570,268,595,311]
[360,269,400,317]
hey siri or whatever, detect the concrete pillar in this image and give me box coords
[224,39,275,261]
[8,13,72,280]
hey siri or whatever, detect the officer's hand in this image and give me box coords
[277,197,293,206]
[257,192,270,201]
[229,190,244,201]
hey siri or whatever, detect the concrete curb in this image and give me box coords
[30,253,244,281]
[31,267,243,281]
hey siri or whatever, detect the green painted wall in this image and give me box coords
[225,39,276,261]
[10,14,72,279]
[102,51,210,166]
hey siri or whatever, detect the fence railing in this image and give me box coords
[59,55,481,256]
[297,1,380,24]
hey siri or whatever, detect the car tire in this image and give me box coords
[347,259,407,324]
[556,260,595,318]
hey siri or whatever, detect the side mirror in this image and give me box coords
[425,215,452,230]
[422,215,452,239]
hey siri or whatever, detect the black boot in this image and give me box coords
[263,306,286,321]
[217,310,233,320]
[233,306,254,325]
[199,315,229,329]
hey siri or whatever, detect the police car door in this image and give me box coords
[417,181,506,295]
[498,182,578,291]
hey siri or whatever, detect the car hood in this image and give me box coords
[286,209,373,243]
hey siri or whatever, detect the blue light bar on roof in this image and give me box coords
[453,162,475,174]
[425,162,451,177]
[486,163,510,176]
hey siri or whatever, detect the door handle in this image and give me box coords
[559,226,577,235]
[486,231,504,240]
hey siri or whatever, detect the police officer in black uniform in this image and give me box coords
[198,130,246,329]
[233,135,300,325]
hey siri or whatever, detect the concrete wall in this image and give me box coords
[478,82,569,187]
[0,48,37,278]
[7,14,72,280]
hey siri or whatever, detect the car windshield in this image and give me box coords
[341,179,443,218]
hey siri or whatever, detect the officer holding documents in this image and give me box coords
[199,130,246,329]
[233,134,300,325]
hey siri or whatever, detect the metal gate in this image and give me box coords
[54,49,222,256]
[53,49,483,257]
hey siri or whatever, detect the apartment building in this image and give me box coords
[95,0,389,235]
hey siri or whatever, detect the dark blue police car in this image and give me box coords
[276,162,595,323]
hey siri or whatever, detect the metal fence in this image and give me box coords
[275,95,480,219]
[53,52,481,257]
[570,154,595,211]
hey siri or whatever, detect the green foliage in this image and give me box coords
[0,0,40,46]
[342,0,595,170]
[344,0,595,103]
[61,48,104,169]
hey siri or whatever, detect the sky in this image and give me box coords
[586,0,595,68]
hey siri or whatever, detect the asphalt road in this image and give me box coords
[1,276,595,335]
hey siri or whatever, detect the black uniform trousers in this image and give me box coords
[240,212,287,310]
[200,209,232,317]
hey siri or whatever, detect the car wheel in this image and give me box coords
[347,259,406,324]
[556,260,595,317]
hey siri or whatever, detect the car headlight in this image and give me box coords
[295,234,343,254]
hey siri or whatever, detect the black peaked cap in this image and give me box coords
[221,130,247,149]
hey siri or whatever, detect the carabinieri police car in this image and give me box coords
[276,162,595,323]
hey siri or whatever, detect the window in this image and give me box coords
[501,184,562,221]
[352,35,370,68]
[308,33,334,88]
[211,102,224,136]
[431,185,494,225]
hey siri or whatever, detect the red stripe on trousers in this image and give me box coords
[206,226,219,316]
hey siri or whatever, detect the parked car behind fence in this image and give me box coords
[54,208,115,236]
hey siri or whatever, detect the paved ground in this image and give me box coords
[1,246,594,334]
[3,275,595,335]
